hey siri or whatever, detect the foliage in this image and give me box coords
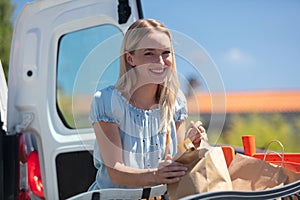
[188,112,300,152]
[216,113,300,153]
[0,0,15,80]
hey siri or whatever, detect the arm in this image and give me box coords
[93,121,187,187]
[175,120,186,145]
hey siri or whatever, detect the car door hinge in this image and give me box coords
[15,112,34,133]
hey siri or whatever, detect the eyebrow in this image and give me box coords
[143,48,155,52]
[142,48,171,52]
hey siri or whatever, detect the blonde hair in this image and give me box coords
[115,19,179,132]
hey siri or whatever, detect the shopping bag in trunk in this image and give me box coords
[167,140,232,200]
[229,153,289,191]
[282,167,300,184]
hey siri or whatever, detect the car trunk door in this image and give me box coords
[7,0,142,199]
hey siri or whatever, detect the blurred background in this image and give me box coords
[141,0,300,152]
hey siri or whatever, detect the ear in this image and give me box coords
[125,52,135,67]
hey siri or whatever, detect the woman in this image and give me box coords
[88,19,206,190]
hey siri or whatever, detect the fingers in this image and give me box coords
[186,121,202,139]
[193,121,205,133]
[165,154,172,161]
[187,121,204,134]
[194,121,207,142]
[156,162,188,184]
[188,120,195,128]
[158,156,173,169]
[185,120,207,147]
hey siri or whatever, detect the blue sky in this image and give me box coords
[12,0,300,92]
[141,0,300,92]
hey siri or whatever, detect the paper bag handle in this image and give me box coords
[263,140,285,167]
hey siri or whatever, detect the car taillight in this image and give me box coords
[18,189,31,200]
[27,151,44,198]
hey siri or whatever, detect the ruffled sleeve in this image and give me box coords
[89,87,119,124]
[174,90,188,122]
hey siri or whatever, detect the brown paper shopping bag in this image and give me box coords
[229,139,300,192]
[167,144,232,200]
[282,167,300,184]
[229,153,289,191]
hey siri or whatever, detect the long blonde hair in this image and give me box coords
[115,19,179,132]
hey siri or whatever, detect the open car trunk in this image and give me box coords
[6,0,143,199]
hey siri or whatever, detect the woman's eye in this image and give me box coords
[163,51,171,55]
[144,52,154,56]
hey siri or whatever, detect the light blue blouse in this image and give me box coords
[88,86,188,190]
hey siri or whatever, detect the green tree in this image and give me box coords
[0,0,15,80]
[220,113,298,152]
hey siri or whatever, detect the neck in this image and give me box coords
[130,84,159,110]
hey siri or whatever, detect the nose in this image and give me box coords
[156,55,165,65]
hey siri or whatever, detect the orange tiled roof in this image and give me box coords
[187,91,300,114]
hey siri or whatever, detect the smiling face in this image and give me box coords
[116,19,179,131]
[125,30,173,85]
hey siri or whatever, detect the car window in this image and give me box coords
[56,24,122,129]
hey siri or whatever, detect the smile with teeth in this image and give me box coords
[149,67,166,74]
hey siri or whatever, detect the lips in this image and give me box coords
[149,67,167,74]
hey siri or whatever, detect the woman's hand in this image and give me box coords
[185,121,207,148]
[154,155,187,184]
